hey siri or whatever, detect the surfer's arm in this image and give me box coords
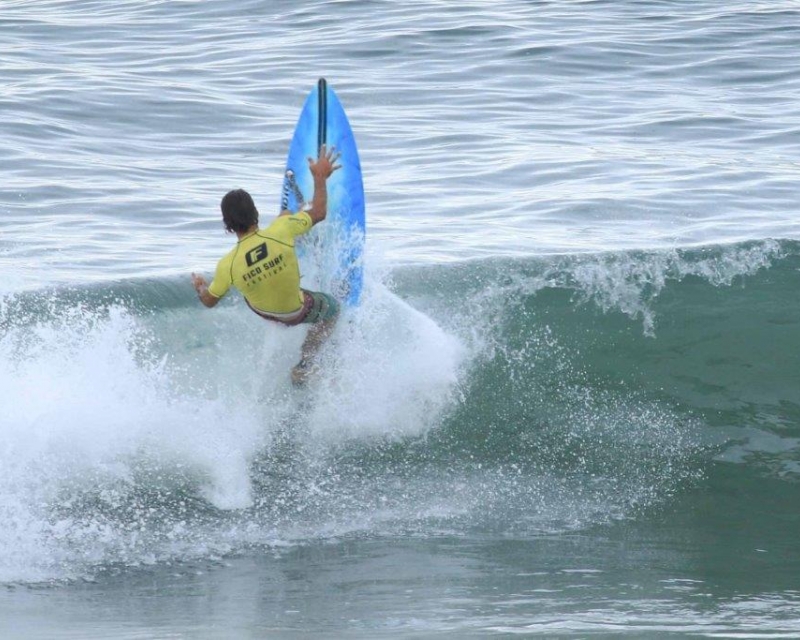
[192,273,221,308]
[306,174,328,226]
[307,145,341,226]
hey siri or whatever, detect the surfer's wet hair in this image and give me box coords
[221,189,259,234]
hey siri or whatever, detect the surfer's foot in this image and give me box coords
[291,358,320,387]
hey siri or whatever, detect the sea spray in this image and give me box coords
[0,273,466,582]
[0,303,264,581]
[395,239,785,337]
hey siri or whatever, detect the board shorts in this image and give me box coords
[246,289,339,326]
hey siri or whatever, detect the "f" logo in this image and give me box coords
[245,243,268,267]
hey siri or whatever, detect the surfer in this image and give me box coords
[191,144,342,385]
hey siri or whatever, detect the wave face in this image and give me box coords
[1,238,797,583]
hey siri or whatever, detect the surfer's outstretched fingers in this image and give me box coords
[308,146,342,176]
[317,144,339,160]
[326,145,342,172]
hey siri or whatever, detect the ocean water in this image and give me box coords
[2,0,800,637]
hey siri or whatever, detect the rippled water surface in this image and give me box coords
[3,0,800,286]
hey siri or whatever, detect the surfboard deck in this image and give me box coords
[280,79,365,307]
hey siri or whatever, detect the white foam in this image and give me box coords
[0,305,264,580]
[304,279,465,443]
[0,272,466,581]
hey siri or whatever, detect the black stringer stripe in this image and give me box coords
[317,78,327,149]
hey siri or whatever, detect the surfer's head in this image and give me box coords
[221,189,259,234]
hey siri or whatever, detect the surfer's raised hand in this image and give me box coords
[308,144,341,180]
[306,145,339,225]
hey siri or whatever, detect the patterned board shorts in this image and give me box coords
[299,290,340,324]
[246,289,339,326]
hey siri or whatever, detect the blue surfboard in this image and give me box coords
[280,79,365,307]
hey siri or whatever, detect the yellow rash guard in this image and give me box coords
[207,211,313,314]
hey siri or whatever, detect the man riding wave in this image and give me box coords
[191,145,341,385]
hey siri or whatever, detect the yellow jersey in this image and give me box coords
[207,211,313,314]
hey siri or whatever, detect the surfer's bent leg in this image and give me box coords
[292,291,340,385]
